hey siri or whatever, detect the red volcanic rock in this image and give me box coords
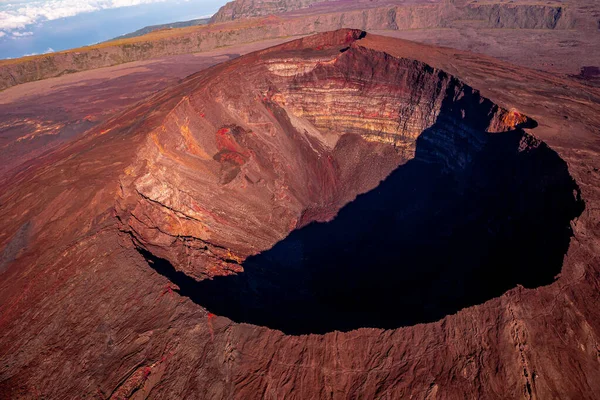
[0,30,599,398]
[114,29,532,281]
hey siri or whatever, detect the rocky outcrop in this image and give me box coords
[459,3,573,29]
[211,0,573,29]
[211,0,325,23]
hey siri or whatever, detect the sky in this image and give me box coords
[0,0,227,59]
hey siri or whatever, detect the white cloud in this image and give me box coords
[0,31,5,38]
[12,30,33,37]
[22,48,53,56]
[0,1,172,31]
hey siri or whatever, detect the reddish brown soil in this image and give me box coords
[0,38,294,184]
[0,30,599,399]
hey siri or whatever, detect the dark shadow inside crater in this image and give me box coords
[140,91,584,335]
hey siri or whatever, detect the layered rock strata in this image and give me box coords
[115,30,533,281]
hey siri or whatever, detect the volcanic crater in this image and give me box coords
[113,30,584,335]
[2,28,600,399]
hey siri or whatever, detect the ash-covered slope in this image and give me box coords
[1,30,599,399]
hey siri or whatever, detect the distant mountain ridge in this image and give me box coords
[1,0,593,91]
[110,18,211,41]
[211,0,327,22]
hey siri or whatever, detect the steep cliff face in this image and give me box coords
[459,2,572,29]
[211,0,573,30]
[1,31,599,399]
[211,0,325,23]
[115,31,534,281]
